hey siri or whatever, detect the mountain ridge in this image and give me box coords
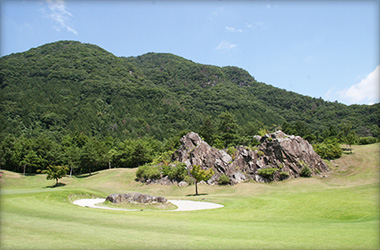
[1,40,379,141]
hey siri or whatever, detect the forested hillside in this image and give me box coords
[1,40,379,174]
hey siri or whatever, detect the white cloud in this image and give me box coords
[334,66,380,105]
[215,41,237,51]
[44,0,77,35]
[246,22,266,31]
[225,26,243,33]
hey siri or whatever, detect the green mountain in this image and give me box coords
[1,40,379,142]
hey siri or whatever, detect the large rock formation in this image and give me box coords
[171,131,328,184]
[172,131,232,177]
[106,193,167,204]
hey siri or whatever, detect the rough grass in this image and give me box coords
[1,143,379,249]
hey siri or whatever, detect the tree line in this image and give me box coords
[2,110,376,176]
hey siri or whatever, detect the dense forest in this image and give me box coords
[1,40,379,175]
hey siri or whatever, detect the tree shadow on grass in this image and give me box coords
[186,193,209,197]
[75,173,98,178]
[45,183,66,188]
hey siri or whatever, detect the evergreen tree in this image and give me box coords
[218,111,239,148]
[200,116,216,145]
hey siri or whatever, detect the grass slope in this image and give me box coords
[1,144,379,250]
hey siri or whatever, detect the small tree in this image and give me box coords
[338,122,357,153]
[40,165,69,185]
[20,150,40,176]
[190,165,214,195]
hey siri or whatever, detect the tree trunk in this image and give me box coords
[23,164,26,176]
[70,167,73,178]
[195,181,198,195]
[56,178,59,185]
[109,161,111,169]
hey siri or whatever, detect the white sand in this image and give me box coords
[168,200,224,211]
[73,198,223,211]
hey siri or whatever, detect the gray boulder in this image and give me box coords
[106,193,167,204]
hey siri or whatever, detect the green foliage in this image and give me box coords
[183,175,194,185]
[300,165,312,177]
[313,140,343,160]
[338,122,358,151]
[200,116,216,145]
[359,137,377,145]
[226,147,237,159]
[218,111,239,148]
[190,165,214,195]
[257,168,278,181]
[191,165,214,182]
[218,174,230,185]
[135,164,161,181]
[257,150,265,157]
[258,128,268,137]
[162,162,187,182]
[40,165,69,184]
[1,41,379,176]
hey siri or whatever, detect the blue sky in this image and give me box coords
[1,0,379,105]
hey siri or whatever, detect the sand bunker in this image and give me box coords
[73,198,223,211]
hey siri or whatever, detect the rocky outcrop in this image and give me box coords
[172,132,232,184]
[106,193,167,204]
[230,131,329,183]
[171,131,328,184]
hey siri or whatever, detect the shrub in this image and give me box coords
[359,137,377,145]
[227,147,237,159]
[218,174,230,185]
[183,175,194,185]
[257,167,278,181]
[257,150,265,157]
[313,141,342,159]
[136,164,161,181]
[300,165,312,177]
[162,162,187,182]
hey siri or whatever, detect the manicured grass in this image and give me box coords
[1,144,379,249]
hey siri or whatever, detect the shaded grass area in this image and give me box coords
[1,144,379,249]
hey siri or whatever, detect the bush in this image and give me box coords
[359,137,377,145]
[257,150,265,157]
[300,165,312,177]
[313,141,342,159]
[183,175,194,185]
[227,147,237,159]
[162,162,187,182]
[218,174,230,185]
[136,164,161,181]
[257,167,278,181]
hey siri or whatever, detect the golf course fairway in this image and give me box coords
[1,144,379,249]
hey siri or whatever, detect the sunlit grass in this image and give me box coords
[1,143,379,249]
